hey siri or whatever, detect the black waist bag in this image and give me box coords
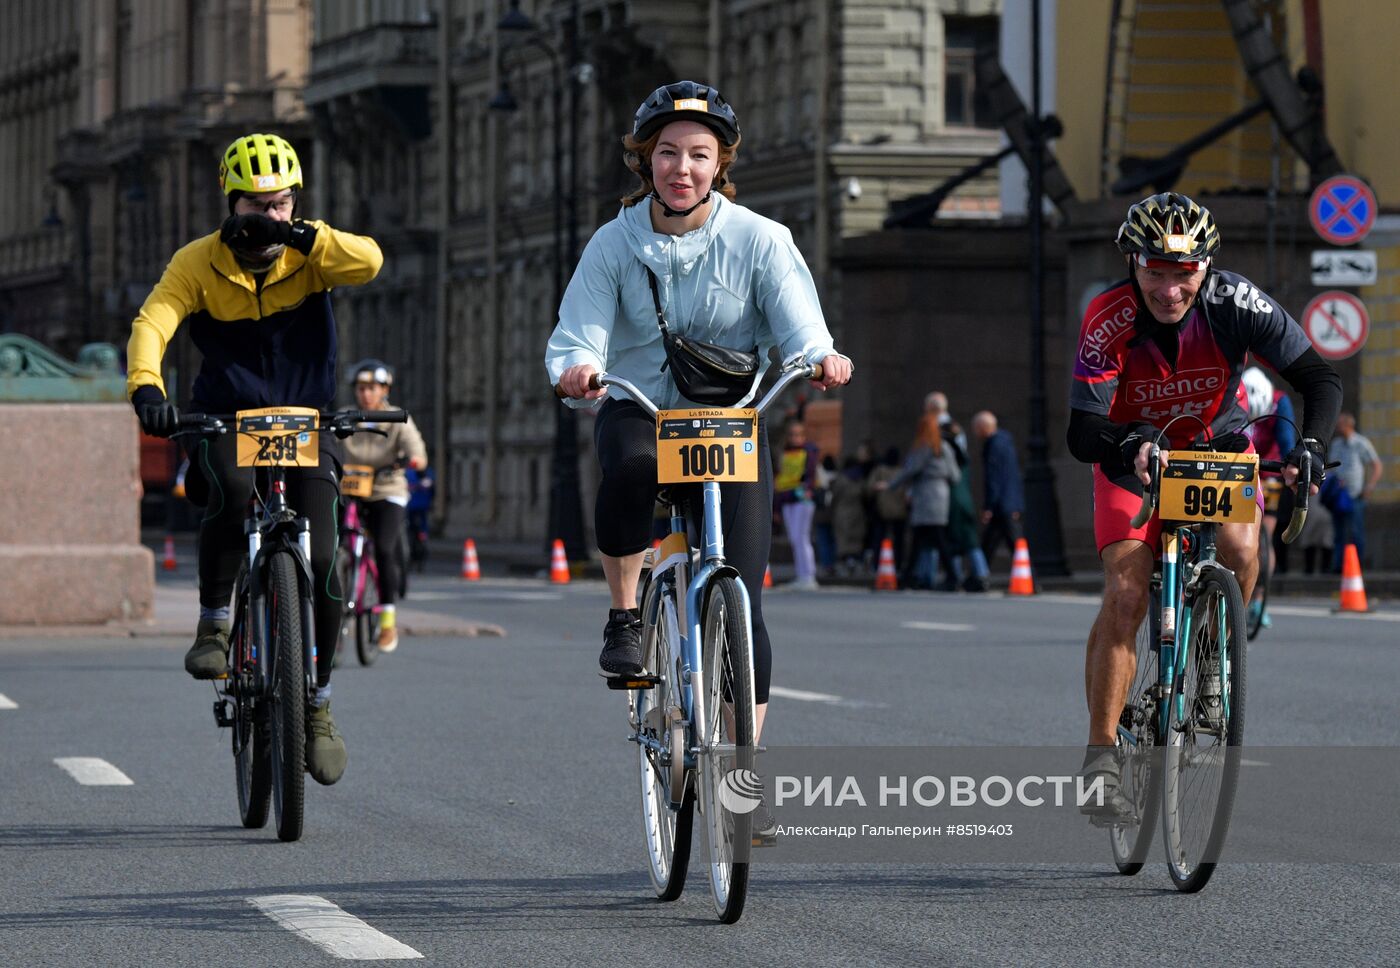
[646,267,759,406]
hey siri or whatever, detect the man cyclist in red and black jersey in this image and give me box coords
[1066,192,1342,814]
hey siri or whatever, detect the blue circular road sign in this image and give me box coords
[1309,175,1378,245]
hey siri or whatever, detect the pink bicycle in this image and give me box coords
[335,484,384,666]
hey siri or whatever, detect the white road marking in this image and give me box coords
[902,621,976,632]
[54,757,133,786]
[769,685,843,703]
[768,686,887,710]
[249,895,423,960]
[0,693,16,709]
[1265,604,1400,622]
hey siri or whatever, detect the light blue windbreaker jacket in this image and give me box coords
[544,193,840,410]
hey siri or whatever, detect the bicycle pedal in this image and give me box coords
[212,699,235,728]
[606,674,661,691]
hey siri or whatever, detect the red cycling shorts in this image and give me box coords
[1092,462,1265,557]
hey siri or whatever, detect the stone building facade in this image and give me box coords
[307,0,1007,545]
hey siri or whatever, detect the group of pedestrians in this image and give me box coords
[774,393,1026,592]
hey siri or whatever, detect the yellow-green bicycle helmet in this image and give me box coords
[218,133,303,196]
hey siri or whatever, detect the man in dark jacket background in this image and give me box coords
[971,411,1024,573]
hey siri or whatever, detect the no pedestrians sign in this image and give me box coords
[1301,291,1369,360]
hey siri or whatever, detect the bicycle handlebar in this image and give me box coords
[175,408,409,435]
[552,361,825,418]
[1129,438,1324,543]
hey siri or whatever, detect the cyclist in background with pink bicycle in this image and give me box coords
[340,360,428,652]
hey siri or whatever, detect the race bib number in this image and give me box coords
[341,464,374,498]
[235,407,320,468]
[656,408,758,484]
[1158,450,1258,524]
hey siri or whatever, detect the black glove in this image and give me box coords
[132,385,179,438]
[220,213,292,249]
[1284,439,1327,486]
[1116,423,1162,469]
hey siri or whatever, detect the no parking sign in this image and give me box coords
[1301,291,1369,360]
[1309,175,1377,246]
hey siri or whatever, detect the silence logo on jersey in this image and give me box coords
[1127,367,1224,405]
[1204,276,1274,315]
[1079,293,1136,370]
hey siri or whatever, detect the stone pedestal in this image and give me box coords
[0,404,154,624]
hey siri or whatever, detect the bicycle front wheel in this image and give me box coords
[634,582,693,901]
[268,551,307,843]
[355,557,382,666]
[1161,566,1246,892]
[1109,585,1162,875]
[697,576,755,924]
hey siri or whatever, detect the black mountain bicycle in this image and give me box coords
[177,406,405,841]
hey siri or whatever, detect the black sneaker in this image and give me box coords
[1078,746,1132,821]
[751,801,778,847]
[599,608,644,676]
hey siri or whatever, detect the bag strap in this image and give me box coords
[644,267,672,339]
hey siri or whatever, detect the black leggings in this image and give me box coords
[189,433,342,688]
[364,499,406,606]
[594,399,775,704]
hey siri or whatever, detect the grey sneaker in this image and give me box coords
[1078,746,1132,820]
[184,619,230,679]
[305,700,347,785]
[751,801,778,847]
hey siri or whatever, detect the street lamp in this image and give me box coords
[492,0,588,562]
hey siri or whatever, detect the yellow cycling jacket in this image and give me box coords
[126,220,382,411]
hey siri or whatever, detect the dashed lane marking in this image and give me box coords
[902,621,976,632]
[0,694,16,709]
[768,686,888,710]
[249,895,423,960]
[54,757,133,786]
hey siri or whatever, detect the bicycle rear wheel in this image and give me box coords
[1246,526,1269,641]
[232,564,271,829]
[1109,585,1162,875]
[1161,566,1246,892]
[634,581,693,901]
[268,550,307,842]
[355,557,382,666]
[697,576,755,924]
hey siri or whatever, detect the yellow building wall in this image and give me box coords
[1054,0,1112,199]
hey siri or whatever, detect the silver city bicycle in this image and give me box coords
[560,358,821,923]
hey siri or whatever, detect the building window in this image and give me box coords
[944,15,998,129]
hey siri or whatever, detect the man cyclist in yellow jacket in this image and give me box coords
[126,132,383,785]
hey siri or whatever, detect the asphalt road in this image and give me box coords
[3,571,1398,966]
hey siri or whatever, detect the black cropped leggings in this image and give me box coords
[188,432,342,688]
[364,499,406,606]
[594,399,774,703]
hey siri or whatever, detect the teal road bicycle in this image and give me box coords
[1108,415,1316,892]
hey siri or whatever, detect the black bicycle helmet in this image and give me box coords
[1116,192,1220,265]
[633,80,740,146]
[348,358,394,387]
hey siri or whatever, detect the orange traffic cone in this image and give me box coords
[1335,543,1370,613]
[763,565,774,588]
[874,539,898,590]
[162,534,177,572]
[461,539,481,581]
[549,539,571,584]
[1008,538,1035,595]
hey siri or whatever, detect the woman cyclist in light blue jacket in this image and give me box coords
[548,83,853,815]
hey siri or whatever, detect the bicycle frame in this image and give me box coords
[233,469,318,703]
[1154,522,1231,736]
[614,363,816,765]
[338,498,379,619]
